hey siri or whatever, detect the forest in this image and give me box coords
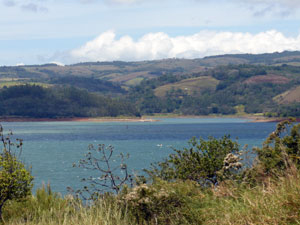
[0,85,140,118]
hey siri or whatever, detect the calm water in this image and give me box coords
[0,118,277,195]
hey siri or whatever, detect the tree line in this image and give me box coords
[0,85,140,118]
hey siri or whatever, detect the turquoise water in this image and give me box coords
[1,118,277,195]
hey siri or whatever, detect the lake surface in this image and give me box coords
[0,118,277,195]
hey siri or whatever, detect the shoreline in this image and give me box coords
[148,114,300,123]
[0,115,299,123]
[0,117,158,123]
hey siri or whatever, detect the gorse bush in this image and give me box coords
[119,179,203,224]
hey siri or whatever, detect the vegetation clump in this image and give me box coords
[0,84,140,118]
[146,135,241,186]
[0,125,33,220]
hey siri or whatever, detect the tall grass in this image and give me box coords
[2,184,132,225]
[2,120,300,224]
[200,169,300,224]
[3,172,300,225]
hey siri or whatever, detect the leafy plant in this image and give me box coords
[146,135,240,186]
[0,125,33,220]
[255,118,300,175]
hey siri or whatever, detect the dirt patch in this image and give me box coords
[110,71,152,83]
[244,74,290,84]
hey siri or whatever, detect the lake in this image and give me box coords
[0,118,277,195]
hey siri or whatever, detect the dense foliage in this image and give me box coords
[127,64,298,115]
[254,119,300,175]
[145,136,240,186]
[0,125,33,220]
[49,76,125,94]
[0,85,140,118]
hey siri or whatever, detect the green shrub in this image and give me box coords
[146,135,241,186]
[253,119,300,177]
[0,125,33,220]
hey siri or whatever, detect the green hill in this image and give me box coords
[1,51,300,88]
[1,51,300,117]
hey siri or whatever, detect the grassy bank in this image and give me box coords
[3,170,300,225]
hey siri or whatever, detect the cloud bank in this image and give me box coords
[70,30,300,62]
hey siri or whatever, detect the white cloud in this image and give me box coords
[70,30,300,62]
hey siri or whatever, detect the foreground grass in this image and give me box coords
[3,186,131,225]
[201,172,300,224]
[3,170,300,225]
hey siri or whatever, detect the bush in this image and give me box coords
[255,119,300,175]
[120,179,203,224]
[0,125,33,220]
[146,135,241,186]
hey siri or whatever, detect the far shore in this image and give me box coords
[0,115,299,123]
[0,117,159,123]
[147,114,300,123]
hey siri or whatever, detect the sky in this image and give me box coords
[1,0,300,66]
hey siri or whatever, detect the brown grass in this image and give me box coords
[154,76,219,97]
[244,74,290,84]
[273,85,300,104]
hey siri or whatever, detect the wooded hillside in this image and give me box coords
[1,51,300,118]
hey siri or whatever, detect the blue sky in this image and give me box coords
[1,0,300,65]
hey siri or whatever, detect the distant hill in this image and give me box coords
[1,51,300,118]
[202,51,300,65]
[1,51,299,88]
